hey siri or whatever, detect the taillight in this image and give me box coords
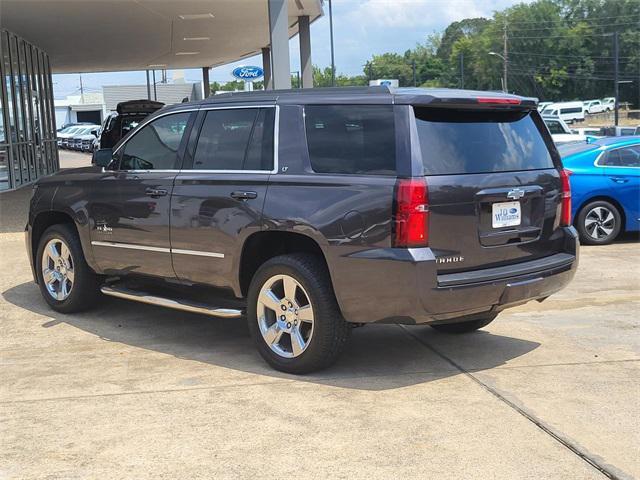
[560,169,572,227]
[393,178,429,248]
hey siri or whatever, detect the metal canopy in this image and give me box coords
[0,0,322,73]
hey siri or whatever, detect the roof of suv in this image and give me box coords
[163,86,537,112]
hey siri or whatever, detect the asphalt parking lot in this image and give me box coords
[1,151,638,479]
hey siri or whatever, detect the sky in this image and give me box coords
[52,0,524,99]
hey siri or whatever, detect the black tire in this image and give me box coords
[35,224,101,313]
[430,313,498,334]
[247,254,351,374]
[576,200,621,245]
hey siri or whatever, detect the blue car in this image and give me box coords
[559,136,640,244]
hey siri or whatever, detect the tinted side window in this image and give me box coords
[304,105,396,175]
[601,146,640,167]
[120,112,190,170]
[545,120,564,134]
[245,108,275,170]
[191,108,274,171]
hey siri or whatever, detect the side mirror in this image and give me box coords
[94,148,113,168]
[90,129,98,137]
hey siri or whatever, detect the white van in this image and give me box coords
[541,101,585,124]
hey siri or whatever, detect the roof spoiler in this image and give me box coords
[116,100,165,115]
[395,94,538,110]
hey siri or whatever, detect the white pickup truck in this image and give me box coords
[583,99,606,115]
[542,115,587,145]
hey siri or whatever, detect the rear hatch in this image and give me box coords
[413,105,565,273]
[116,100,164,115]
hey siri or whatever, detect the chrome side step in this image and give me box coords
[100,285,243,319]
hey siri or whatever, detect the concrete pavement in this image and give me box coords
[0,152,638,479]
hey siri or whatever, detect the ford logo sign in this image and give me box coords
[232,66,264,81]
[509,208,518,214]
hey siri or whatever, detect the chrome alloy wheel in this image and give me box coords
[584,206,615,240]
[257,274,315,359]
[41,238,75,301]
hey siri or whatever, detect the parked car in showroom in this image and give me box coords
[27,87,578,373]
[559,136,640,244]
[92,100,164,161]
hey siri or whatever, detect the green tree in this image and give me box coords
[312,66,367,87]
[364,53,413,86]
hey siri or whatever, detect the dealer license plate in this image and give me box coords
[492,201,521,228]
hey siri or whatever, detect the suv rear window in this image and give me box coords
[415,108,554,175]
[304,105,396,175]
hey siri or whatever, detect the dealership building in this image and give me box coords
[0,0,322,191]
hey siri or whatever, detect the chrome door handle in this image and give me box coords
[609,177,628,184]
[230,191,258,200]
[145,188,168,197]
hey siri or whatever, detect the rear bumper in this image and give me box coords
[332,227,579,324]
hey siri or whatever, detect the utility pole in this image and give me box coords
[328,0,336,87]
[613,31,619,126]
[79,74,84,102]
[460,52,464,89]
[502,22,508,93]
[412,60,417,87]
[146,70,151,100]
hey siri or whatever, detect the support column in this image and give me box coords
[298,15,313,88]
[262,47,272,90]
[146,70,151,100]
[268,0,291,89]
[202,67,210,98]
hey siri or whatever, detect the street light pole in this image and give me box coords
[328,0,336,87]
[614,31,619,126]
[503,22,508,93]
[488,51,506,92]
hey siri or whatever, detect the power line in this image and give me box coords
[508,59,639,74]
[509,62,639,75]
[508,21,639,32]
[509,71,631,82]
[508,59,638,72]
[506,14,638,26]
[508,51,634,60]
[508,66,638,81]
[509,33,614,40]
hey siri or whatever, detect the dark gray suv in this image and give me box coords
[26,87,578,373]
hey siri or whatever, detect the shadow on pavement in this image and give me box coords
[612,231,640,244]
[4,281,541,391]
[0,186,31,234]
